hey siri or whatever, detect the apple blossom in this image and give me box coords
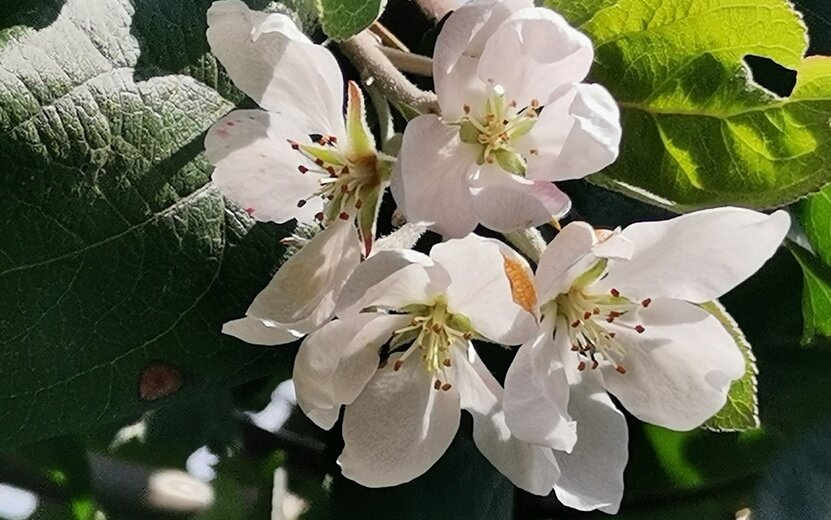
[502,207,790,512]
[391,0,621,238]
[293,235,564,493]
[205,0,393,254]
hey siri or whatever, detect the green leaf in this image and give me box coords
[545,0,831,211]
[0,0,294,448]
[317,0,386,41]
[788,243,831,342]
[798,186,831,267]
[699,301,759,432]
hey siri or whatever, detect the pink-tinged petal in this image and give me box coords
[338,355,461,487]
[471,165,572,232]
[504,317,576,451]
[594,208,790,303]
[435,54,490,121]
[206,0,344,135]
[294,313,409,429]
[221,316,301,346]
[206,110,324,224]
[522,84,621,182]
[603,299,745,431]
[336,249,433,316]
[391,115,480,238]
[554,370,627,514]
[245,218,360,330]
[431,235,536,345]
[477,8,594,109]
[452,348,561,495]
[534,222,598,303]
[348,263,450,314]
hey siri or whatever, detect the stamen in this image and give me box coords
[394,360,404,371]
[434,379,442,390]
[298,165,309,174]
[611,288,620,297]
[641,298,652,307]
[338,212,350,220]
[441,383,452,391]
[616,365,627,374]
[634,325,645,334]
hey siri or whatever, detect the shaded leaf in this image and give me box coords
[318,0,386,40]
[788,243,831,342]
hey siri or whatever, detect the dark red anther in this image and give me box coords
[571,344,579,351]
[635,325,645,334]
[571,320,581,328]
[591,360,599,370]
[577,361,586,371]
[327,166,336,175]
[314,212,324,221]
[611,288,620,297]
[296,199,307,208]
[583,311,592,320]
[433,379,442,390]
[298,165,309,173]
[328,135,338,144]
[443,358,452,367]
[616,365,627,374]
[339,212,350,220]
[441,383,452,391]
[394,360,404,371]
[641,298,652,308]
[288,140,300,150]
[315,158,325,167]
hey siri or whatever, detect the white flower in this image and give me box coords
[223,218,361,345]
[293,235,561,493]
[503,207,790,512]
[205,0,392,253]
[391,0,621,238]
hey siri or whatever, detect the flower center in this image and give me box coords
[457,86,539,175]
[390,299,475,391]
[553,261,651,374]
[289,135,381,222]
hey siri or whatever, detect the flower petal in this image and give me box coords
[521,84,621,182]
[222,316,301,346]
[472,165,572,231]
[207,0,344,133]
[431,235,537,345]
[535,221,597,302]
[554,370,627,514]
[245,218,360,331]
[504,318,576,451]
[206,110,324,224]
[595,208,790,303]
[339,355,461,487]
[391,115,480,238]
[603,299,745,430]
[294,313,408,429]
[476,8,594,108]
[453,348,561,495]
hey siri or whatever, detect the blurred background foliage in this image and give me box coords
[3,0,831,519]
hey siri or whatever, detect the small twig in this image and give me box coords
[340,32,439,115]
[379,46,433,77]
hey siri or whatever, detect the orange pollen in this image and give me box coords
[502,256,537,313]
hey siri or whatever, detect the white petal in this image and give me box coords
[472,165,572,231]
[535,221,597,302]
[245,218,360,330]
[431,235,536,345]
[206,110,324,223]
[293,313,408,429]
[477,9,594,108]
[222,316,301,346]
[603,299,745,430]
[504,319,576,451]
[453,349,561,495]
[339,356,461,487]
[345,262,451,316]
[206,0,344,134]
[522,84,622,182]
[434,54,489,122]
[594,208,790,303]
[336,249,432,316]
[391,115,480,238]
[554,371,627,514]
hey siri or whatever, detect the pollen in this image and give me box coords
[503,256,537,313]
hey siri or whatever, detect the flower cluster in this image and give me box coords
[204,0,790,512]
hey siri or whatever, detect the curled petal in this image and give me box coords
[521,84,622,182]
[431,235,536,345]
[603,299,745,430]
[453,348,561,495]
[534,221,598,302]
[477,8,594,109]
[293,313,408,429]
[206,110,323,224]
[207,0,344,134]
[339,355,461,487]
[595,208,790,303]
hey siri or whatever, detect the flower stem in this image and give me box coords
[340,31,439,114]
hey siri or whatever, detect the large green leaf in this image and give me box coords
[546,0,831,211]
[317,0,386,41]
[0,0,293,448]
[788,243,831,342]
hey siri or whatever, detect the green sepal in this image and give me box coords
[346,80,376,157]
